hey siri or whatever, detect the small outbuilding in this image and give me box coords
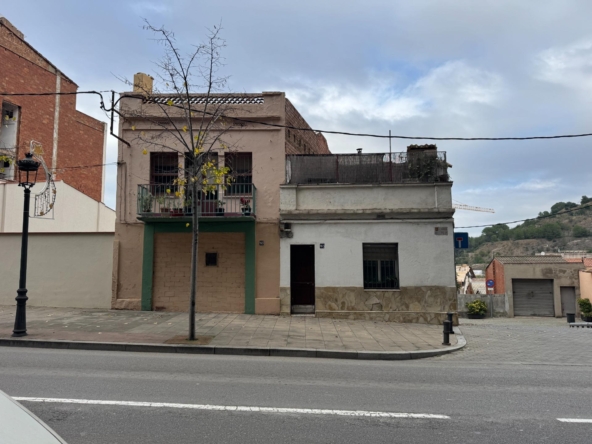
[485,256,584,317]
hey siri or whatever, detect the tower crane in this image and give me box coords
[452,200,495,213]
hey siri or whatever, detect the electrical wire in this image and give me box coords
[456,202,592,229]
[3,90,592,141]
[55,162,118,171]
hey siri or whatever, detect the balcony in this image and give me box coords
[137,184,256,220]
[285,151,449,185]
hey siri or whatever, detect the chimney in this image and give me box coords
[356,148,363,154]
[0,17,25,40]
[133,72,154,95]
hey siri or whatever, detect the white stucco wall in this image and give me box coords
[280,220,456,288]
[280,183,452,212]
[0,181,115,232]
[0,232,113,308]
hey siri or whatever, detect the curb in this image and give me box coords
[0,329,466,361]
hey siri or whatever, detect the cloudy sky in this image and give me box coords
[4,1,592,234]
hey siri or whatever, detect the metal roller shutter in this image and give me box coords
[512,279,554,316]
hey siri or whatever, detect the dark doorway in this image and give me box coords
[290,245,315,314]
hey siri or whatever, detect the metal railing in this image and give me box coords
[285,152,449,185]
[137,184,256,218]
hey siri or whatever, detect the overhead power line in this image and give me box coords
[456,202,592,229]
[3,90,592,141]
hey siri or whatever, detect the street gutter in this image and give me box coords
[0,329,466,361]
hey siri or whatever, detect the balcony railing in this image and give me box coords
[137,184,256,218]
[285,151,449,185]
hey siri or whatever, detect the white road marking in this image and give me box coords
[13,397,449,420]
[558,418,592,423]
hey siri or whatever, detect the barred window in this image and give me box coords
[363,243,399,289]
[225,152,252,195]
[150,152,179,194]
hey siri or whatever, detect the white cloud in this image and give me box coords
[462,178,562,195]
[535,38,592,90]
[131,2,171,15]
[412,61,505,114]
[284,60,504,126]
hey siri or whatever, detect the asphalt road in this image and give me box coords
[0,345,591,444]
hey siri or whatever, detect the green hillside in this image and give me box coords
[455,196,592,265]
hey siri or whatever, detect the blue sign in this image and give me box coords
[486,279,494,288]
[453,232,469,249]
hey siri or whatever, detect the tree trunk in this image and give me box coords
[188,179,199,340]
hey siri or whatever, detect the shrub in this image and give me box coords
[577,298,592,316]
[572,225,590,238]
[465,299,488,316]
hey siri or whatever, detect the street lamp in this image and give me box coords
[12,152,40,337]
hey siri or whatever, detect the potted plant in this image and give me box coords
[577,298,592,322]
[216,200,226,216]
[139,192,154,214]
[171,198,184,216]
[465,299,487,319]
[240,197,251,216]
[155,196,170,215]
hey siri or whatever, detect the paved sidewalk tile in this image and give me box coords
[437,316,592,364]
[0,305,456,353]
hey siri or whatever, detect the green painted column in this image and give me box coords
[244,223,256,314]
[141,224,155,311]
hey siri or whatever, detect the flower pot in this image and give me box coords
[584,316,592,323]
[566,313,575,324]
[242,208,251,216]
[216,208,225,217]
[467,313,485,319]
[171,209,184,217]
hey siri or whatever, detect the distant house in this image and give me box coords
[467,278,486,295]
[577,258,592,305]
[486,256,584,317]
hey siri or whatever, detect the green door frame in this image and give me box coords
[141,220,256,314]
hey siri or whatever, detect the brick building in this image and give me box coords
[0,17,106,202]
[112,73,330,314]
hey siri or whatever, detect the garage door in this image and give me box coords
[512,279,554,316]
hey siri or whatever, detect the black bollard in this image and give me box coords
[447,312,455,334]
[442,320,451,346]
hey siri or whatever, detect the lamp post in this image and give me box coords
[12,153,40,337]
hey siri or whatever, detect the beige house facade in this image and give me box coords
[112,75,329,314]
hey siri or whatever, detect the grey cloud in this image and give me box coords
[3,0,591,232]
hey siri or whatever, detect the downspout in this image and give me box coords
[51,73,61,172]
[101,122,107,203]
[0,182,6,232]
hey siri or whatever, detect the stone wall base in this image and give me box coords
[315,310,457,325]
[112,299,141,311]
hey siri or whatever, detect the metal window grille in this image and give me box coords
[225,152,252,195]
[363,243,399,289]
[150,152,179,194]
[205,252,218,266]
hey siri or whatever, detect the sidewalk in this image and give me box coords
[0,306,462,360]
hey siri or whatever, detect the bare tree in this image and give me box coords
[122,22,241,340]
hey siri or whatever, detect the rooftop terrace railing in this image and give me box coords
[285,152,449,185]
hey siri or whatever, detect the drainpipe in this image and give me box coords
[51,73,61,173]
